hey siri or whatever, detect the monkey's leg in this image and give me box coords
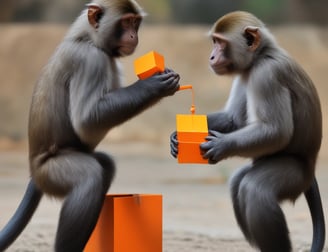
[34,150,115,252]
[93,151,116,194]
[229,164,254,244]
[238,155,308,252]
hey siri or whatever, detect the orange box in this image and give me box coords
[134,51,165,80]
[176,114,208,164]
[85,194,162,252]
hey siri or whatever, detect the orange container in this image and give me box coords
[176,114,208,164]
[134,51,165,80]
[85,194,162,252]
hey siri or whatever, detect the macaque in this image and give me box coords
[0,0,180,251]
[171,11,325,252]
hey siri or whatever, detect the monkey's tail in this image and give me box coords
[304,177,326,252]
[0,179,43,251]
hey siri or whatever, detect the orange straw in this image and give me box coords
[179,85,196,115]
[179,85,193,91]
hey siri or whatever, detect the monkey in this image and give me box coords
[170,11,325,252]
[0,0,180,251]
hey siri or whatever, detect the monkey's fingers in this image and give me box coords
[170,132,178,158]
[204,136,217,141]
[170,145,178,158]
[209,130,222,137]
[203,131,223,142]
[200,141,213,151]
[159,73,178,84]
[153,71,175,80]
[202,148,220,164]
[164,77,180,96]
[170,132,178,143]
[170,144,178,158]
[162,69,180,81]
[164,68,179,76]
[208,158,218,165]
[202,148,213,160]
[170,138,178,151]
[164,68,173,74]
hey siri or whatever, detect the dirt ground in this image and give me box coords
[0,24,327,251]
[0,142,327,252]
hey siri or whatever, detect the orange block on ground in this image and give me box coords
[176,114,208,164]
[85,194,162,252]
[134,51,165,80]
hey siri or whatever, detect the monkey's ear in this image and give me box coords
[244,26,261,52]
[87,3,104,29]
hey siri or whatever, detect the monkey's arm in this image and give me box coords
[92,72,179,127]
[69,49,179,144]
[207,78,247,132]
[201,79,294,163]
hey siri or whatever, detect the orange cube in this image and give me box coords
[85,194,162,252]
[176,114,208,164]
[134,51,165,80]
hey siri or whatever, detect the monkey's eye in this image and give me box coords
[244,33,255,47]
[121,17,141,31]
[212,37,220,44]
[121,18,130,29]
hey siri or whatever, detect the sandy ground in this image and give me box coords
[0,142,327,252]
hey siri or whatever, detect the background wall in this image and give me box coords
[0,1,327,157]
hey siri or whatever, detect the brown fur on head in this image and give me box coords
[209,11,264,38]
[91,0,146,16]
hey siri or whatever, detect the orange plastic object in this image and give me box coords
[179,85,196,114]
[178,85,193,91]
[176,114,208,164]
[85,194,162,252]
[134,51,165,80]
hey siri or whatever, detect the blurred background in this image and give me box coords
[0,0,327,155]
[1,0,328,25]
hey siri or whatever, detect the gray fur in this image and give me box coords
[200,11,322,252]
[27,0,179,251]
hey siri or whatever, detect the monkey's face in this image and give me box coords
[115,13,141,57]
[209,28,262,75]
[208,12,264,75]
[87,3,143,58]
[209,36,233,75]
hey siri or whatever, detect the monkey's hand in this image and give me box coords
[200,130,228,164]
[170,131,178,158]
[139,68,180,97]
